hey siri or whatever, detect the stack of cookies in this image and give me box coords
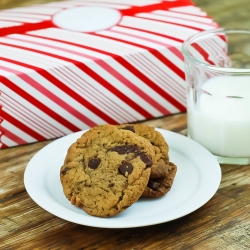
[60,124,177,218]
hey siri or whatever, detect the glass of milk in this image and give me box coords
[182,28,250,165]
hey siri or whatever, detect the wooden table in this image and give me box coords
[1,0,250,249]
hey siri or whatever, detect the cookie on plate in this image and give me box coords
[60,124,155,217]
[117,124,169,175]
[117,124,177,198]
[142,162,177,198]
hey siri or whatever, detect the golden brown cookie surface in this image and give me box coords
[60,124,155,217]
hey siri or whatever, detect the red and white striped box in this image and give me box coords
[0,0,219,148]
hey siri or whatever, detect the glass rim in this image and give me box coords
[182,28,250,74]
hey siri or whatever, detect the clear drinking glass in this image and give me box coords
[182,28,250,165]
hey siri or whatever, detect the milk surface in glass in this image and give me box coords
[188,75,250,157]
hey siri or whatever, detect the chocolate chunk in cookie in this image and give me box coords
[142,162,177,198]
[88,158,101,169]
[61,167,71,175]
[121,125,135,133]
[119,162,133,177]
[117,124,169,176]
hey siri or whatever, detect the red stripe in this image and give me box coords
[27,71,118,125]
[0,56,121,124]
[168,46,184,61]
[134,15,204,32]
[7,36,169,115]
[151,49,185,80]
[0,20,53,37]
[1,95,60,138]
[129,54,185,101]
[96,60,169,114]
[191,43,215,65]
[152,11,216,25]
[0,143,8,149]
[169,9,212,18]
[117,24,184,43]
[3,91,65,136]
[0,126,28,145]
[120,0,193,16]
[0,64,98,127]
[0,42,154,119]
[28,31,184,80]
[26,33,185,111]
[94,32,186,80]
[8,35,136,122]
[28,30,182,59]
[104,28,185,85]
[74,62,154,118]
[170,9,213,19]
[0,97,4,148]
[217,33,226,42]
[93,33,186,111]
[52,67,138,122]
[0,76,81,133]
[1,108,46,141]
[115,56,185,111]
[110,27,180,50]
[0,1,193,37]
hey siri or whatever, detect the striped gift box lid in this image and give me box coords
[0,0,220,148]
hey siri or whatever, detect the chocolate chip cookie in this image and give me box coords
[142,162,177,198]
[60,124,155,217]
[117,124,177,197]
[117,124,169,173]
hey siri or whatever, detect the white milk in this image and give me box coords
[188,76,250,157]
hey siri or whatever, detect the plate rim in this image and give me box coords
[24,128,221,228]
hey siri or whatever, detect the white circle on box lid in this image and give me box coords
[52,6,121,32]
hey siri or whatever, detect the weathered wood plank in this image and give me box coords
[0,140,53,199]
[1,159,250,249]
[1,187,250,249]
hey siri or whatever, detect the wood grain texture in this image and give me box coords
[1,113,250,249]
[1,0,250,249]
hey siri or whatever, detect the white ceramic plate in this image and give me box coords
[24,128,221,228]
